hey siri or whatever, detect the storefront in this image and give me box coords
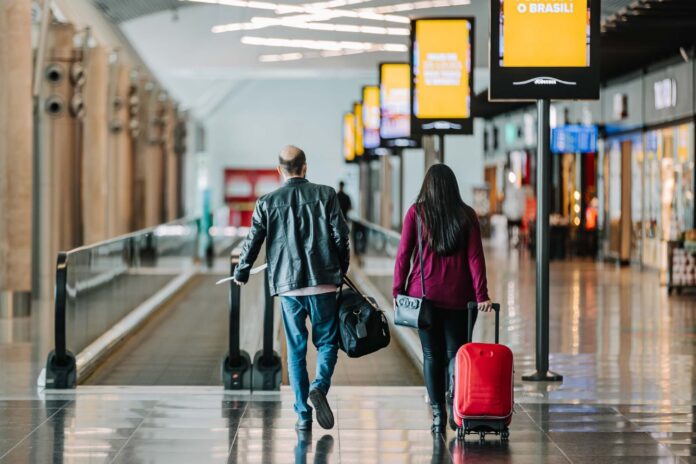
[602,132,643,264]
[598,74,644,264]
[551,124,600,256]
[641,62,695,273]
[483,57,695,271]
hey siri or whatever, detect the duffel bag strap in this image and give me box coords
[342,276,380,311]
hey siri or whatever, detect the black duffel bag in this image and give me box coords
[337,276,391,358]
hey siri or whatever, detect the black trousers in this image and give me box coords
[418,306,477,407]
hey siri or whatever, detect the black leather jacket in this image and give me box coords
[233,178,350,295]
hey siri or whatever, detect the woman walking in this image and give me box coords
[392,164,493,434]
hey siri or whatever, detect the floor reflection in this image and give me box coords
[294,431,334,464]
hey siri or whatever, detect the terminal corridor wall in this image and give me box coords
[205,76,373,210]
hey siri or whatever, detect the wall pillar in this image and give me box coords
[423,135,440,170]
[380,155,393,229]
[82,45,109,244]
[106,58,134,236]
[0,0,33,305]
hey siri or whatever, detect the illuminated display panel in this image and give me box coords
[343,112,355,162]
[489,0,600,101]
[380,63,411,140]
[354,102,364,157]
[362,86,380,150]
[499,0,590,68]
[410,17,474,135]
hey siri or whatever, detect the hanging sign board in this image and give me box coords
[362,86,381,150]
[551,124,598,153]
[379,62,421,148]
[410,17,475,135]
[343,112,356,162]
[489,0,600,101]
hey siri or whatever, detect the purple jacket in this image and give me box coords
[392,204,489,310]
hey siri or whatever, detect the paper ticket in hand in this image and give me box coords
[215,263,268,285]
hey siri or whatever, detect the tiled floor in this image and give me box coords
[1,243,695,462]
[0,387,694,463]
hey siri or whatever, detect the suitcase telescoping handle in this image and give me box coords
[467,302,501,344]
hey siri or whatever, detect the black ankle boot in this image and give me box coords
[446,394,457,431]
[431,404,446,434]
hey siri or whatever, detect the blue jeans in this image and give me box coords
[280,292,339,420]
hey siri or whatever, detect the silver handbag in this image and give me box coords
[395,214,433,329]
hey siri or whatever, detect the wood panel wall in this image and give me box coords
[106,58,134,237]
[0,0,32,292]
[43,23,80,254]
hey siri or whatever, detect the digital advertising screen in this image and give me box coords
[379,63,421,148]
[362,86,381,150]
[343,112,356,162]
[410,17,474,135]
[354,102,364,157]
[490,0,600,101]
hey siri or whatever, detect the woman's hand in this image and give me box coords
[478,300,494,312]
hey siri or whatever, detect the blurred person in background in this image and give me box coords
[503,182,525,247]
[337,181,352,220]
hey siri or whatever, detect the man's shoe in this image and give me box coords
[295,418,312,431]
[309,389,335,430]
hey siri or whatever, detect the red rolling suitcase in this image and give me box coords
[452,303,513,441]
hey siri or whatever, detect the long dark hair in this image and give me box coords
[415,164,473,256]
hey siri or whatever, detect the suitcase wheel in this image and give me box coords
[478,431,486,442]
[456,427,464,441]
[501,428,510,441]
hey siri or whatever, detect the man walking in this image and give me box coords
[233,146,350,431]
[336,181,352,220]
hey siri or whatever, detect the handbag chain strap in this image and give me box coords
[416,212,426,299]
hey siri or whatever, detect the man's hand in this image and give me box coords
[232,278,246,286]
[477,300,494,312]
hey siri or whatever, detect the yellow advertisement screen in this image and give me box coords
[413,19,471,120]
[500,0,590,67]
[343,113,355,161]
[380,63,410,139]
[354,103,364,157]
[362,86,380,149]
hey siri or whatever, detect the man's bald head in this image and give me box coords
[278,145,307,177]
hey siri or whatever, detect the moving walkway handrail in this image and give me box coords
[349,214,402,241]
[45,216,201,389]
[222,248,281,391]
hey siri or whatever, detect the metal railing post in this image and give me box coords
[221,256,251,390]
[44,252,77,388]
[252,269,282,391]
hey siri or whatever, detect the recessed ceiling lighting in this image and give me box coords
[213,16,409,35]
[241,35,408,52]
[184,0,409,22]
[258,48,381,62]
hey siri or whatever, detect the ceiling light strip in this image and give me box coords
[258,48,381,62]
[358,0,470,14]
[213,16,409,35]
[241,35,408,52]
[184,0,409,23]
